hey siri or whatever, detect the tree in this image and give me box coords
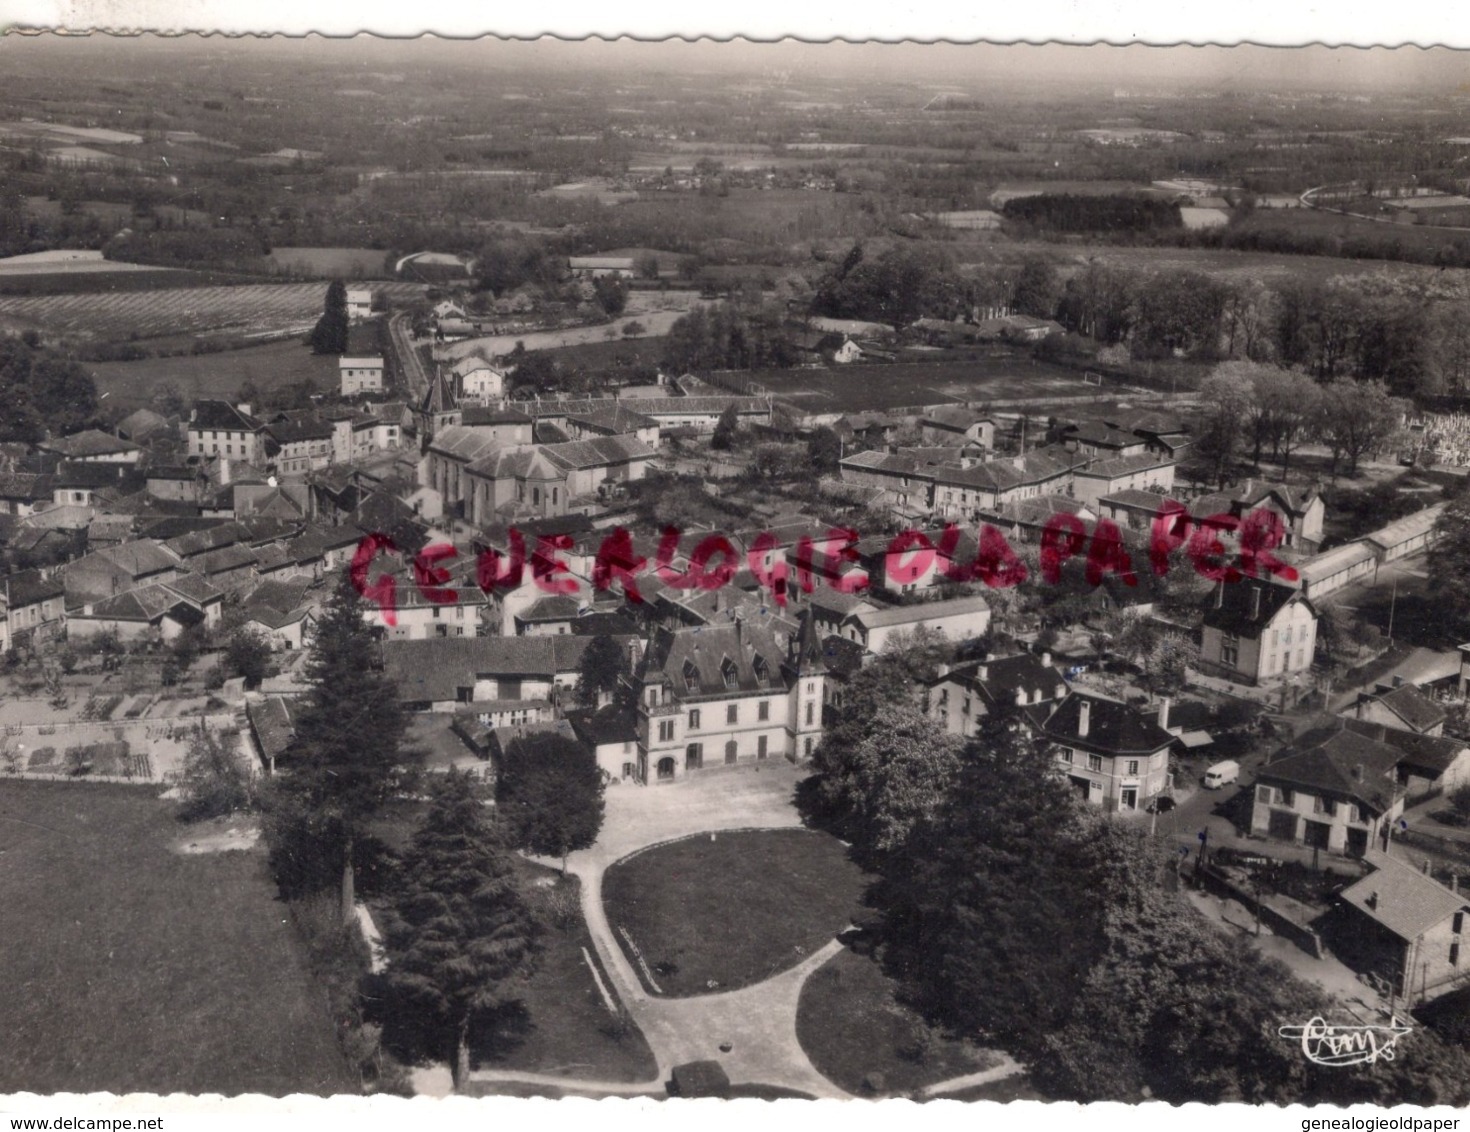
[592,275,628,317]
[1144,631,1198,696]
[309,279,350,355]
[178,722,254,821]
[1315,378,1405,478]
[633,254,660,280]
[621,320,646,338]
[1194,368,1256,487]
[805,426,842,473]
[224,627,272,689]
[710,404,739,450]
[269,574,414,924]
[883,713,1103,1057]
[381,769,541,1090]
[1253,367,1321,477]
[495,733,605,874]
[1428,496,1470,639]
[1010,258,1060,319]
[574,632,629,707]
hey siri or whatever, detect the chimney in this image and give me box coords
[1015,687,1026,707]
[1079,699,1091,738]
[1159,697,1171,731]
[1424,859,1433,876]
[1041,650,1052,667]
[936,663,950,679]
[1452,874,1460,894]
[1392,675,1405,689]
[1356,695,1367,720]
[1352,763,1363,781]
[1250,584,1261,622]
[1367,891,1379,909]
[1215,581,1224,609]
[977,663,988,680]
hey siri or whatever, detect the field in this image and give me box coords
[267,247,394,278]
[0,779,355,1095]
[602,828,869,997]
[87,338,338,411]
[0,280,429,342]
[724,353,1119,412]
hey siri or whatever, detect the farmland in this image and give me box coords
[0,780,354,1095]
[87,338,339,411]
[0,280,428,343]
[722,353,1127,412]
[266,246,394,278]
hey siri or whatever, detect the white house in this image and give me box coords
[339,356,386,396]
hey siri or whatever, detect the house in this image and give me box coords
[67,583,205,643]
[1364,504,1443,564]
[53,461,131,506]
[1332,852,1470,1005]
[506,396,771,437]
[63,540,183,601]
[1350,682,1448,737]
[116,408,174,445]
[927,651,1068,739]
[632,613,827,783]
[1341,717,1470,802]
[1070,452,1176,508]
[514,594,581,636]
[381,634,632,710]
[188,401,265,465]
[1029,690,1175,812]
[0,472,55,516]
[1198,577,1318,686]
[569,255,635,278]
[346,288,374,322]
[1250,721,1405,856]
[247,695,299,775]
[340,356,386,396]
[1195,480,1325,554]
[39,430,143,465]
[564,404,660,448]
[146,465,205,503]
[1062,420,1150,459]
[265,416,335,476]
[567,703,642,783]
[920,406,995,450]
[836,594,991,655]
[1097,489,1174,532]
[450,356,506,404]
[4,569,66,648]
[160,572,226,631]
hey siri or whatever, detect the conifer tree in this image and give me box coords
[309,279,350,355]
[272,572,414,923]
[382,769,540,1090]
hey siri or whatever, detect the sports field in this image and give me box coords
[725,353,1119,412]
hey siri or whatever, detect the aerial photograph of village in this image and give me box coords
[7,28,1470,1110]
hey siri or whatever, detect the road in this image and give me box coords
[388,310,430,403]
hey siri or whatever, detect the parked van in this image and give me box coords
[1202,760,1240,790]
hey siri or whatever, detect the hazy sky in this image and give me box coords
[6,35,1470,95]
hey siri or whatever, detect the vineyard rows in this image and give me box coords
[0,281,427,341]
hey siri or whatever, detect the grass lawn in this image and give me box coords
[365,802,657,1084]
[602,828,870,997]
[477,863,658,1083]
[796,942,1002,1097]
[87,338,337,413]
[0,780,355,1095]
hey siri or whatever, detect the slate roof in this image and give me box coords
[1256,723,1403,815]
[1028,690,1175,755]
[0,472,55,501]
[516,594,582,622]
[1201,578,1307,638]
[638,617,805,697]
[1073,451,1174,480]
[566,404,657,434]
[194,543,259,575]
[540,435,656,471]
[1099,488,1172,512]
[461,404,532,427]
[1339,851,1470,942]
[267,418,334,444]
[930,652,1069,709]
[566,704,640,747]
[79,583,182,622]
[55,461,130,489]
[1066,421,1145,449]
[147,465,199,482]
[190,400,261,432]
